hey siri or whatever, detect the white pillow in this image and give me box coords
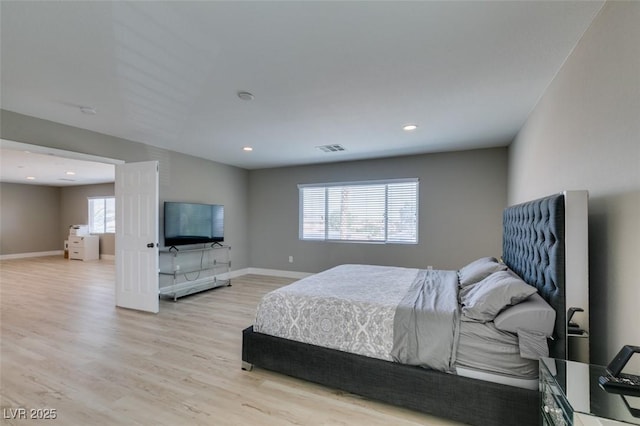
[494,292,556,337]
[457,257,507,288]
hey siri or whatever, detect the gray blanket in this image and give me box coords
[390,269,461,372]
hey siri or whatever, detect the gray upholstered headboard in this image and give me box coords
[502,193,566,360]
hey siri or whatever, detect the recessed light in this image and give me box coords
[243,146,253,152]
[402,124,418,131]
[26,176,36,180]
[66,171,76,176]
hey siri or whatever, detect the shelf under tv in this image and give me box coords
[158,244,231,301]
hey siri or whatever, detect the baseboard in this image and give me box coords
[0,250,64,260]
[0,254,310,280]
[196,268,310,282]
[245,268,313,279]
[214,269,250,281]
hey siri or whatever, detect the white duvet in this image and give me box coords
[255,264,422,361]
[254,263,539,381]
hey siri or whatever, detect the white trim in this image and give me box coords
[0,250,64,260]
[298,177,418,189]
[216,269,249,280]
[246,268,313,279]
[188,268,311,281]
[0,139,125,165]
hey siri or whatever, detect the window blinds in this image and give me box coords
[299,179,418,243]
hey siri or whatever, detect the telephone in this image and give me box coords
[598,345,640,397]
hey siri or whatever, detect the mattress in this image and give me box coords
[254,264,538,382]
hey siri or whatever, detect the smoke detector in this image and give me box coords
[237,91,255,101]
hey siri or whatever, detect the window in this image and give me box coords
[88,197,115,234]
[299,179,418,243]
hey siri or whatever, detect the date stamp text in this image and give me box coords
[3,408,57,420]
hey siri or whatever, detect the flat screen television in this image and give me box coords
[164,202,224,247]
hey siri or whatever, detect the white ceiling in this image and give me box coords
[0,141,116,187]
[0,1,604,171]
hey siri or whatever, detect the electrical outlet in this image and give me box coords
[288,256,293,263]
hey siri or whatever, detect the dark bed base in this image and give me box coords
[242,326,539,426]
[241,192,573,425]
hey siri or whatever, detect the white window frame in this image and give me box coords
[298,178,419,244]
[88,196,116,234]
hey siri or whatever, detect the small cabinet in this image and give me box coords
[540,358,640,426]
[159,244,231,301]
[68,235,99,261]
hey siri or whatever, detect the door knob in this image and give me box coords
[147,243,155,248]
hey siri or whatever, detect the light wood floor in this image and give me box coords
[0,256,462,425]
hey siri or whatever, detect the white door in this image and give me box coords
[115,161,159,313]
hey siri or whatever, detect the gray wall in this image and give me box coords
[0,182,118,257]
[0,182,61,255]
[249,148,508,273]
[157,150,249,259]
[0,182,118,256]
[508,1,640,364]
[60,183,116,255]
[1,110,251,270]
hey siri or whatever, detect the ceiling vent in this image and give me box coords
[316,144,346,153]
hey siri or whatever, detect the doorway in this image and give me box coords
[0,139,122,259]
[1,140,161,313]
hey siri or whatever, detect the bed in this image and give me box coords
[241,191,589,426]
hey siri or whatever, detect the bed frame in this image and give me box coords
[242,191,588,426]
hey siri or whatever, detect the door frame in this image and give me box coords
[1,140,161,311]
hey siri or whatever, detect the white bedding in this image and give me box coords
[255,264,418,361]
[254,264,538,382]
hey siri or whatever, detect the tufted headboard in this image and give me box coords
[502,193,566,360]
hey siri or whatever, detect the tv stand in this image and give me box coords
[158,244,231,301]
[167,241,223,252]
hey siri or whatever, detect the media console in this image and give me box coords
[158,244,231,301]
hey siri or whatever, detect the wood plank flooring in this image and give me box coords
[0,256,462,425]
